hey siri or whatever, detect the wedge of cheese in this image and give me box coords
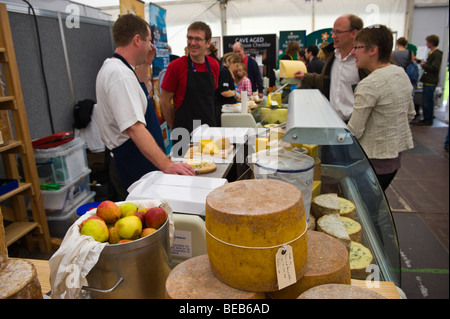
[341,216,361,243]
[338,197,356,219]
[349,241,373,280]
[205,179,308,292]
[200,139,219,155]
[317,213,351,251]
[165,254,264,299]
[267,231,351,299]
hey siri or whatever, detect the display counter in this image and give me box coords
[16,258,401,298]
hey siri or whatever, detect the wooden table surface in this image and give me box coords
[19,258,401,299]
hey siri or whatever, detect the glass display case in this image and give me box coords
[281,89,401,287]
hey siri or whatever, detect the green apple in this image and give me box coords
[119,202,138,218]
[80,218,109,243]
[116,215,142,239]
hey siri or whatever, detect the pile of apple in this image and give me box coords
[79,200,167,244]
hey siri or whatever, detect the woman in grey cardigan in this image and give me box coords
[348,25,416,191]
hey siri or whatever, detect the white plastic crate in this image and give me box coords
[41,169,91,213]
[34,137,89,185]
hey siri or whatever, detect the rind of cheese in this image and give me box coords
[341,216,361,243]
[0,210,7,272]
[349,241,373,280]
[307,214,316,231]
[200,139,219,154]
[317,213,351,251]
[0,259,43,299]
[267,231,351,299]
[165,254,265,299]
[311,193,339,219]
[205,179,308,292]
[338,197,356,219]
[297,283,386,299]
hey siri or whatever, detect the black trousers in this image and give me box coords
[376,170,398,192]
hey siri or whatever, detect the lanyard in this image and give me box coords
[190,55,211,73]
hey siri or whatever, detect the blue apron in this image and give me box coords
[111,53,165,189]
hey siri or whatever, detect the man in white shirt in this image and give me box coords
[96,14,194,199]
[295,14,368,122]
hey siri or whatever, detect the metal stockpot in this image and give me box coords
[83,218,171,299]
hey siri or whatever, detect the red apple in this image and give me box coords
[96,200,121,224]
[144,207,167,229]
[117,239,132,244]
[134,211,146,227]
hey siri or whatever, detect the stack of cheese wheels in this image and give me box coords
[165,254,264,299]
[0,209,42,299]
[267,231,350,299]
[205,179,308,292]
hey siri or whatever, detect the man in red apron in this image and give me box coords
[96,14,194,198]
[160,21,220,142]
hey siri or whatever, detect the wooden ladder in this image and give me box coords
[0,3,51,253]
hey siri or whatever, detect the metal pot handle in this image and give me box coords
[82,276,123,294]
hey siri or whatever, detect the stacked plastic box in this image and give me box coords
[33,137,96,238]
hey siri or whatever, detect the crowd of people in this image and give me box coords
[95,13,445,199]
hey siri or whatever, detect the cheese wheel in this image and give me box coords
[165,254,264,299]
[313,157,321,181]
[317,214,351,251]
[341,216,361,243]
[311,193,339,219]
[297,284,386,299]
[205,179,308,292]
[0,259,43,299]
[338,197,356,219]
[267,231,350,299]
[349,241,373,280]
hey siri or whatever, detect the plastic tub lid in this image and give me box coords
[77,201,101,216]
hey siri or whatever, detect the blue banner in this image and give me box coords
[149,3,169,78]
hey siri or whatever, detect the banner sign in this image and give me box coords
[149,3,169,78]
[306,28,332,47]
[279,30,306,54]
[223,34,277,87]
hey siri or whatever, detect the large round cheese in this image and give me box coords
[0,259,43,299]
[297,284,386,299]
[165,254,264,299]
[267,231,350,299]
[205,179,308,292]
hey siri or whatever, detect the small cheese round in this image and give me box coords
[0,259,43,299]
[341,216,361,243]
[311,193,339,219]
[297,284,386,299]
[206,179,308,292]
[349,241,373,280]
[165,255,264,299]
[267,231,350,299]
[338,197,356,219]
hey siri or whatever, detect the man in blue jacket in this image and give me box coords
[233,42,264,98]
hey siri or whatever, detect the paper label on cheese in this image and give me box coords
[275,244,297,290]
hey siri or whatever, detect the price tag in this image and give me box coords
[275,244,297,290]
